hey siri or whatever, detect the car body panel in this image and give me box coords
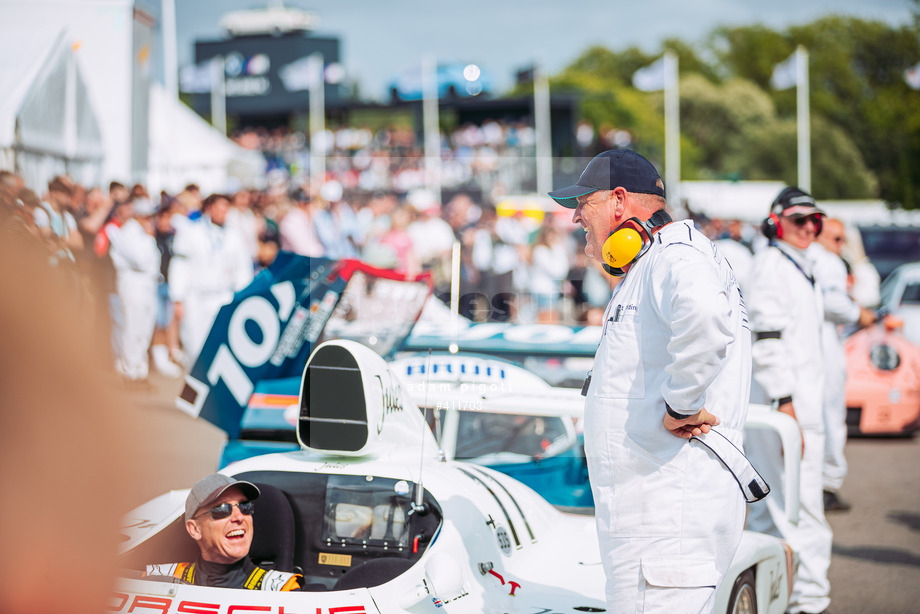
[121,341,611,613]
[176,255,431,439]
[844,323,920,435]
[880,261,920,347]
[121,340,790,614]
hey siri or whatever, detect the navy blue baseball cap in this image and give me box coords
[548,149,665,209]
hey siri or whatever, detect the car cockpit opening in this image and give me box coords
[119,470,443,591]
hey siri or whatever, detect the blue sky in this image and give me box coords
[174,0,916,100]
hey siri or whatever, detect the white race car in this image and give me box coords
[116,340,795,614]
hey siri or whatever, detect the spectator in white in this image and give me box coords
[529,223,571,323]
[309,182,351,260]
[406,189,455,291]
[107,197,161,384]
[745,187,832,614]
[810,217,876,512]
[471,207,527,322]
[280,187,326,257]
[225,189,261,261]
[34,176,83,260]
[96,198,135,367]
[322,180,361,258]
[169,193,254,365]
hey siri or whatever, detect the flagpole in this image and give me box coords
[534,62,552,196]
[210,55,226,136]
[308,53,326,189]
[796,46,811,193]
[161,0,178,193]
[422,55,442,203]
[663,50,681,209]
[162,0,178,100]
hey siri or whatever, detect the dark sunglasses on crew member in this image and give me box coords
[197,500,255,520]
[791,214,822,226]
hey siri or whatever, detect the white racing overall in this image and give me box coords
[809,242,860,494]
[746,241,831,614]
[169,216,254,364]
[584,220,751,613]
[108,219,160,380]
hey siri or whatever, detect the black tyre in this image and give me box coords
[727,568,757,614]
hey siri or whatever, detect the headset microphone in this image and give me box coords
[601,209,672,277]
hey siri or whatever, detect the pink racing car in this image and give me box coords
[845,316,920,436]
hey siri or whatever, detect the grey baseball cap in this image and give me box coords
[185,474,260,521]
[548,149,665,209]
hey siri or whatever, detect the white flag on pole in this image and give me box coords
[770,52,798,90]
[179,62,213,93]
[633,56,666,92]
[905,61,920,90]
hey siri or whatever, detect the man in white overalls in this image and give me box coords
[169,194,254,366]
[746,187,832,614]
[550,150,752,613]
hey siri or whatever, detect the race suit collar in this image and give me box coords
[195,555,255,588]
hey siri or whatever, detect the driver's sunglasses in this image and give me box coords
[196,500,255,521]
[791,214,821,227]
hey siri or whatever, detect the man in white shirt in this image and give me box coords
[746,187,832,614]
[107,198,160,382]
[809,218,876,512]
[169,194,254,365]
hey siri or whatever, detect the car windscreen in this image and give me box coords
[319,271,430,357]
[858,226,920,281]
[449,412,574,460]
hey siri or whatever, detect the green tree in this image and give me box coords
[550,16,919,206]
[709,17,920,206]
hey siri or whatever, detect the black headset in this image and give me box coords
[601,209,672,277]
[761,188,823,241]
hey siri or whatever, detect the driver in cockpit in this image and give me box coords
[145,474,303,591]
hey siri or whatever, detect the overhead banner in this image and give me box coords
[190,33,344,116]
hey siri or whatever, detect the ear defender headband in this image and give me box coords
[761,201,823,241]
[601,209,672,276]
[761,210,783,240]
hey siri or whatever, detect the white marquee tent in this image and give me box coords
[0,5,265,196]
[147,84,266,194]
[0,28,105,191]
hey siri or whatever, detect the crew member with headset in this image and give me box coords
[549,149,756,613]
[745,187,832,614]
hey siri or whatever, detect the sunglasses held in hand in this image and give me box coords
[195,500,255,520]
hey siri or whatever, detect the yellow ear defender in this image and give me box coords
[602,227,644,268]
[600,209,672,277]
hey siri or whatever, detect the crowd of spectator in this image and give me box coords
[0,165,621,385]
[231,118,539,199]
[5,115,878,387]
